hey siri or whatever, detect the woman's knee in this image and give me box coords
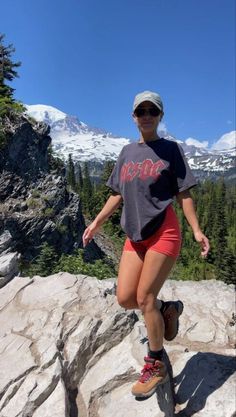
[136,292,156,313]
[117,291,138,309]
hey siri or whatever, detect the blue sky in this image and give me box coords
[1,0,235,148]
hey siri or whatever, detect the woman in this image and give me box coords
[82,91,210,398]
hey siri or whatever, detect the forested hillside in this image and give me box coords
[65,158,236,285]
[1,33,234,285]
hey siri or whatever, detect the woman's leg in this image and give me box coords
[116,250,145,309]
[136,250,176,351]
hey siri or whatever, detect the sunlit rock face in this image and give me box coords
[0,116,104,274]
[0,273,235,417]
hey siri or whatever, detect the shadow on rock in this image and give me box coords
[173,352,236,416]
[156,350,176,417]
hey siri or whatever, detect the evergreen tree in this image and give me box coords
[0,34,21,99]
[28,243,58,277]
[212,179,235,283]
[82,162,93,214]
[89,161,124,247]
[77,162,83,192]
[67,153,76,191]
[101,160,114,182]
[0,33,24,117]
[47,145,65,173]
[83,162,93,194]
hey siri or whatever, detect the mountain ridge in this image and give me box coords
[26,104,235,178]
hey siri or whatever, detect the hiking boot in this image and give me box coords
[160,300,184,341]
[131,356,169,398]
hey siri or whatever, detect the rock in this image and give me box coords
[226,313,236,348]
[0,275,235,417]
[0,252,20,287]
[0,116,107,268]
[0,230,13,252]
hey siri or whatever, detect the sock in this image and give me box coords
[148,348,164,361]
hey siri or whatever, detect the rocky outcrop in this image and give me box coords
[0,115,104,269]
[0,117,51,181]
[0,251,20,287]
[0,274,235,417]
[0,230,20,287]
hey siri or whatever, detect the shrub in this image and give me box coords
[54,249,115,279]
[41,207,55,218]
[26,198,41,208]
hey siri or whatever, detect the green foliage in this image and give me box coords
[86,160,125,252]
[81,162,94,213]
[76,163,83,191]
[26,243,59,277]
[0,34,21,83]
[173,178,236,285]
[47,145,65,173]
[55,223,68,234]
[31,189,41,198]
[26,197,41,208]
[0,34,24,118]
[41,207,55,218]
[54,249,115,279]
[41,195,50,203]
[67,153,76,190]
[0,126,7,149]
[0,96,25,120]
[24,246,115,280]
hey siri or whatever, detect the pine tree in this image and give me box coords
[101,160,114,182]
[76,162,84,192]
[0,34,21,98]
[28,243,58,277]
[0,33,24,117]
[67,153,76,191]
[82,162,93,214]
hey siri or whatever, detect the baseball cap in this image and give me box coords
[133,91,163,112]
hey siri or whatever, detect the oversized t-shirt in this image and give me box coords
[106,138,197,242]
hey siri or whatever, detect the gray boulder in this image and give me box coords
[0,230,20,287]
[0,252,20,287]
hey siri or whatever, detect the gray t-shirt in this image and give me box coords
[106,138,197,242]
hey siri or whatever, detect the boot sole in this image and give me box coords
[132,373,169,399]
[164,300,184,341]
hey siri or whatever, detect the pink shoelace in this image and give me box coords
[139,360,161,383]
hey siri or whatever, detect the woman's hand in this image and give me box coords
[193,230,210,258]
[82,220,100,247]
[82,194,122,247]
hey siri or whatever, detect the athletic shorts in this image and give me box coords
[123,205,182,259]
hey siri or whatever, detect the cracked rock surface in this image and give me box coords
[0,273,235,417]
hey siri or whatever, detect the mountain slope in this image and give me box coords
[26,104,130,162]
[26,104,235,176]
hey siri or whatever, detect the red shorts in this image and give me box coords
[123,205,182,259]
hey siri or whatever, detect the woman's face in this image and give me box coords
[132,101,162,135]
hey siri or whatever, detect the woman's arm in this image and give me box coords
[82,193,123,247]
[176,189,210,257]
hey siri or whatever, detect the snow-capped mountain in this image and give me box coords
[26,104,235,178]
[26,104,130,162]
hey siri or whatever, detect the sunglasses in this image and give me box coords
[134,106,161,118]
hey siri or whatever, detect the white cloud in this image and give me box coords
[185,137,208,149]
[211,131,236,151]
[157,121,168,135]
